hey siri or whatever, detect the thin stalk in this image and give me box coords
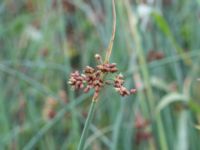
[111,100,125,150]
[78,0,116,149]
[77,99,97,150]
[104,0,116,63]
[124,0,168,150]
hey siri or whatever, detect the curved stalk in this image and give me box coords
[104,0,116,63]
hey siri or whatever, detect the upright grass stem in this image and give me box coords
[77,0,116,149]
[124,0,168,149]
[104,0,116,63]
[77,99,97,150]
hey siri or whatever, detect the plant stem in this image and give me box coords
[77,99,97,150]
[104,0,116,63]
[78,0,116,149]
[124,0,168,150]
[111,99,125,150]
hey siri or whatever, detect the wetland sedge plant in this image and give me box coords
[68,0,136,149]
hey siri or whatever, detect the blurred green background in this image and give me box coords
[0,0,200,150]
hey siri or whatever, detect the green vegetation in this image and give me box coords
[0,0,200,150]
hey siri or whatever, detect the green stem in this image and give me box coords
[78,100,97,150]
[111,100,125,150]
[124,0,168,150]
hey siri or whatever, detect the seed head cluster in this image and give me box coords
[114,74,136,96]
[68,54,136,100]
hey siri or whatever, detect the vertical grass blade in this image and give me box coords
[78,100,96,150]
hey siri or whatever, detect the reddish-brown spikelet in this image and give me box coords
[68,54,136,100]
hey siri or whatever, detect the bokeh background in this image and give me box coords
[1,0,200,150]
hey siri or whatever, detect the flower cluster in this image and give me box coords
[114,74,136,96]
[68,54,136,100]
[96,63,118,73]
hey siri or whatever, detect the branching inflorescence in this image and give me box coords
[68,0,136,149]
[68,54,136,101]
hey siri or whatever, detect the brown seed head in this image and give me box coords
[84,66,95,74]
[95,54,102,63]
[68,54,136,101]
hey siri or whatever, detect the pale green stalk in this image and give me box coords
[78,0,116,149]
[124,0,168,150]
[104,0,116,63]
[77,100,97,150]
